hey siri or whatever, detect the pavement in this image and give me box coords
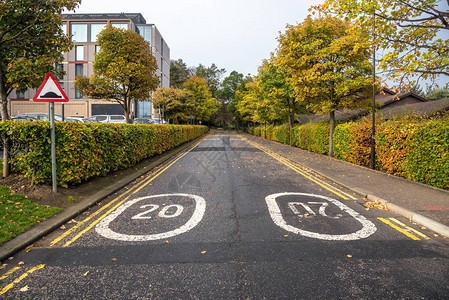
[1,130,448,262]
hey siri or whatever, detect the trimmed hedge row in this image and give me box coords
[249,117,449,189]
[0,121,208,187]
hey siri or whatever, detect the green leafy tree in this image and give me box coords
[75,26,159,123]
[315,0,449,88]
[0,0,80,176]
[425,83,449,100]
[183,76,220,122]
[276,15,373,156]
[152,87,186,122]
[236,79,264,124]
[170,59,190,88]
[228,75,253,129]
[195,63,226,98]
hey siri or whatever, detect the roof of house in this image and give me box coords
[297,88,432,123]
[378,98,449,119]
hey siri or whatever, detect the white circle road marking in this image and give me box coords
[95,194,206,241]
[265,192,377,241]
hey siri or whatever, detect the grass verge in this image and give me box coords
[0,185,62,246]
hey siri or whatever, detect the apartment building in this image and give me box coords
[9,13,170,119]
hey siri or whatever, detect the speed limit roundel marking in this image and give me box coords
[265,192,377,241]
[95,194,206,241]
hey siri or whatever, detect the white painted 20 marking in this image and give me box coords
[131,204,184,219]
[96,194,205,241]
[288,202,343,219]
[266,192,377,241]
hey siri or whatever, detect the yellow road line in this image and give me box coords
[239,135,351,200]
[50,179,147,247]
[274,154,356,200]
[0,265,45,296]
[62,139,203,247]
[388,218,430,240]
[378,218,421,240]
[51,137,205,247]
[0,267,21,281]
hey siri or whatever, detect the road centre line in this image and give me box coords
[61,137,204,247]
[238,135,354,200]
[0,265,45,296]
[378,218,422,240]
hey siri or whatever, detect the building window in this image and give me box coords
[90,23,107,42]
[61,23,67,35]
[137,25,152,43]
[111,22,129,30]
[75,88,82,99]
[75,45,84,61]
[71,23,88,42]
[95,45,101,53]
[75,64,83,77]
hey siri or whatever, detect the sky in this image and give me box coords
[70,0,325,77]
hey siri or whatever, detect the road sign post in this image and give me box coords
[33,73,69,193]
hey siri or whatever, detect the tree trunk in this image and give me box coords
[328,110,335,157]
[1,87,10,177]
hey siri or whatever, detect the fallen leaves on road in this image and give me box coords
[60,225,66,230]
[201,251,207,254]
[364,200,389,211]
[19,285,29,292]
[83,271,89,276]
[111,258,117,261]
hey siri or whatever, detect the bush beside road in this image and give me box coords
[250,116,449,190]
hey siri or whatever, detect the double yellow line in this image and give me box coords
[378,217,429,240]
[0,137,204,296]
[238,135,356,200]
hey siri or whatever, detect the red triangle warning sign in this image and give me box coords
[33,72,69,102]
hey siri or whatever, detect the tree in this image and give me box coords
[152,87,186,122]
[0,0,80,176]
[195,63,226,98]
[170,59,190,88]
[236,79,264,124]
[276,15,373,156]
[258,58,308,143]
[425,83,449,100]
[75,26,159,123]
[183,76,220,122]
[228,75,253,129]
[315,0,449,88]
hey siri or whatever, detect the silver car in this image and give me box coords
[88,115,126,123]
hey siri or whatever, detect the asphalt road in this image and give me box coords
[1,132,449,299]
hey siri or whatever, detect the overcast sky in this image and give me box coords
[71,0,325,77]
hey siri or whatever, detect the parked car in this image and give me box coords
[65,117,93,123]
[133,118,155,124]
[88,115,126,123]
[152,118,167,124]
[16,113,63,121]
[9,115,36,121]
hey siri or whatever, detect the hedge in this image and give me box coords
[0,121,208,187]
[249,117,449,189]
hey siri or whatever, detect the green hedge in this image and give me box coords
[292,122,329,155]
[249,117,449,189]
[0,121,208,187]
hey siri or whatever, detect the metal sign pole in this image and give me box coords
[49,102,57,193]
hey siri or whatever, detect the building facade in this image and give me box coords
[9,13,170,119]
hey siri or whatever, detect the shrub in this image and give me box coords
[292,122,329,155]
[0,121,208,187]
[404,118,449,189]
